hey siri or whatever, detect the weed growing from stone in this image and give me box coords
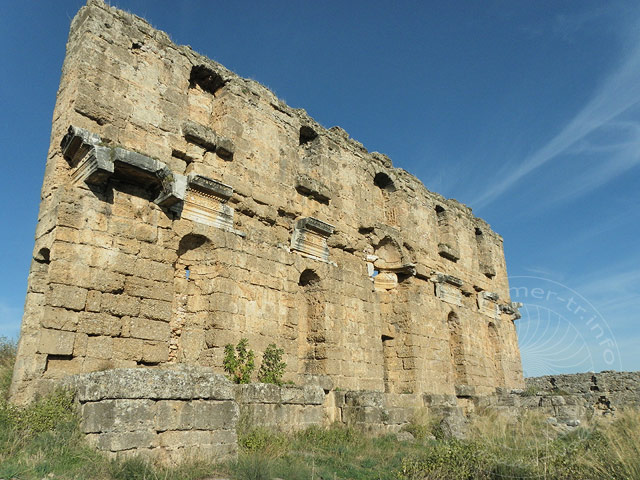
[223,338,255,384]
[257,343,286,385]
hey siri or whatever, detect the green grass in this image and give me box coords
[1,336,640,479]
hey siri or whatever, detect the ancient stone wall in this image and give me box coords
[68,368,640,462]
[10,0,523,405]
[69,366,324,463]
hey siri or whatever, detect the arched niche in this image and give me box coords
[487,322,505,386]
[171,233,217,364]
[298,268,327,374]
[447,311,467,386]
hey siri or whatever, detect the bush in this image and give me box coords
[0,337,16,401]
[223,338,255,384]
[257,344,286,385]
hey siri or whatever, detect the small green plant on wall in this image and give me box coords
[258,343,287,385]
[223,338,255,384]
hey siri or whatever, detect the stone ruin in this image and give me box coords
[10,0,532,461]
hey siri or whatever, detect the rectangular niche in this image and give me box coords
[180,174,234,230]
[291,217,334,262]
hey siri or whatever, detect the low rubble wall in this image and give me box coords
[67,368,640,463]
[69,366,324,463]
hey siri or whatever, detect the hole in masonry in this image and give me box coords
[374,172,395,192]
[35,247,50,265]
[299,269,320,287]
[189,64,226,95]
[185,266,191,280]
[397,272,412,283]
[299,125,318,145]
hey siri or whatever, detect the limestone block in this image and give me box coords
[183,120,218,151]
[161,442,237,465]
[85,291,102,312]
[280,385,325,405]
[37,328,75,355]
[157,429,236,448]
[86,336,113,360]
[49,284,88,311]
[87,430,156,452]
[141,341,169,364]
[113,338,144,362]
[101,293,140,317]
[73,367,235,402]
[374,271,398,290]
[344,391,384,408]
[125,277,172,301]
[236,383,281,404]
[127,318,171,341]
[77,312,122,336]
[384,407,413,425]
[216,135,235,160]
[60,125,102,167]
[71,145,115,186]
[139,299,172,322]
[342,406,384,424]
[178,176,235,231]
[81,399,155,433]
[134,224,158,243]
[40,307,80,331]
[295,174,331,203]
[192,400,239,430]
[438,242,460,262]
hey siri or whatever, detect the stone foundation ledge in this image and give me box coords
[65,366,327,464]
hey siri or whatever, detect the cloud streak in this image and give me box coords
[472,20,640,208]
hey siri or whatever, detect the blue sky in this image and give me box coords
[1,1,639,376]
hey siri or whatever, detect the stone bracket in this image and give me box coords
[61,125,103,167]
[61,125,233,219]
[70,145,115,185]
[155,171,187,208]
[477,291,500,319]
[435,282,462,306]
[182,120,218,151]
[295,174,331,203]
[172,174,243,235]
[501,302,523,320]
[291,217,335,262]
[182,121,235,160]
[187,174,233,200]
[432,273,463,287]
[431,272,464,306]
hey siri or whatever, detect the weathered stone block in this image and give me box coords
[38,328,75,355]
[73,367,235,402]
[40,307,80,331]
[127,317,170,341]
[88,430,156,452]
[77,312,122,336]
[49,284,88,311]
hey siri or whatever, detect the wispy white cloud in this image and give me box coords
[472,17,640,209]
